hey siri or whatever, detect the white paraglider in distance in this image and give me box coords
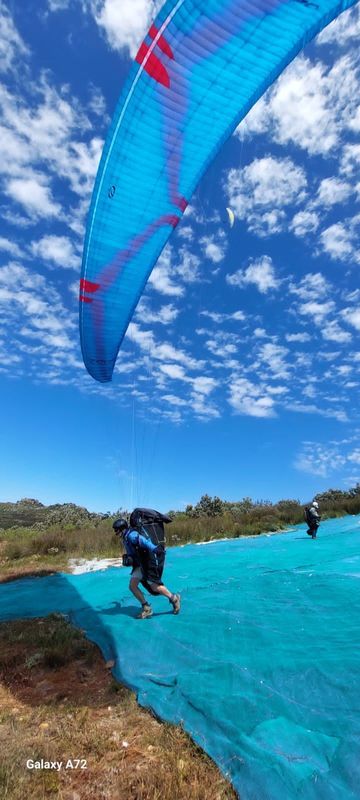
[226,207,235,228]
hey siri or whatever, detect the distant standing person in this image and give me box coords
[112,510,181,619]
[305,501,321,539]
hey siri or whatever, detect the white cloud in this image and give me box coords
[289,272,332,300]
[87,84,108,119]
[253,328,267,338]
[266,384,288,396]
[189,392,219,420]
[267,59,338,153]
[320,220,360,263]
[348,448,360,465]
[176,224,194,242]
[0,0,29,74]
[285,332,311,343]
[199,235,226,264]
[321,321,352,344]
[155,342,204,370]
[0,261,77,377]
[30,235,80,269]
[176,248,201,283]
[257,342,290,379]
[200,310,245,323]
[290,211,319,238]
[287,403,348,423]
[340,143,360,178]
[226,255,279,294]
[316,4,360,46]
[315,177,353,207]
[7,177,61,219]
[236,95,268,138]
[228,378,276,418]
[205,330,239,358]
[295,443,346,477]
[191,376,218,396]
[295,429,360,480]
[1,209,34,229]
[342,307,360,331]
[225,156,307,236]
[127,323,204,371]
[162,394,187,407]
[85,0,163,56]
[237,48,360,157]
[21,326,74,350]
[124,322,154,352]
[148,246,202,295]
[47,0,70,11]
[0,237,24,257]
[160,363,187,381]
[135,300,179,325]
[348,105,360,133]
[158,365,219,420]
[295,353,313,368]
[0,71,103,228]
[149,248,184,297]
[299,300,336,322]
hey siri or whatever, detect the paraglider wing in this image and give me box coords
[226,208,235,228]
[80,0,357,382]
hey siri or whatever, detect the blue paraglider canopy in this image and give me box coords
[80,0,357,382]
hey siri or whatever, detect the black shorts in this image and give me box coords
[140,548,166,594]
[306,525,319,536]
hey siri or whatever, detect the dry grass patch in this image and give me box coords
[0,615,238,800]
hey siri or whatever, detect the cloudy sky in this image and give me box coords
[0,0,359,512]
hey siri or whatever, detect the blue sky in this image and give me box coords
[0,0,359,513]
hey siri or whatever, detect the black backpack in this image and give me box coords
[304,507,318,526]
[129,508,172,548]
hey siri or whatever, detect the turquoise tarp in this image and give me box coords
[1,515,359,798]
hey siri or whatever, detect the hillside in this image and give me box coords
[0,498,107,531]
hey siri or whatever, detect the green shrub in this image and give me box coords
[33,531,68,555]
[4,539,31,560]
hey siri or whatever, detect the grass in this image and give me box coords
[0,615,237,800]
[0,523,120,580]
[166,511,289,545]
[1,493,360,581]
[1,523,119,559]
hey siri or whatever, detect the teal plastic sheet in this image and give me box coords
[1,515,359,798]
